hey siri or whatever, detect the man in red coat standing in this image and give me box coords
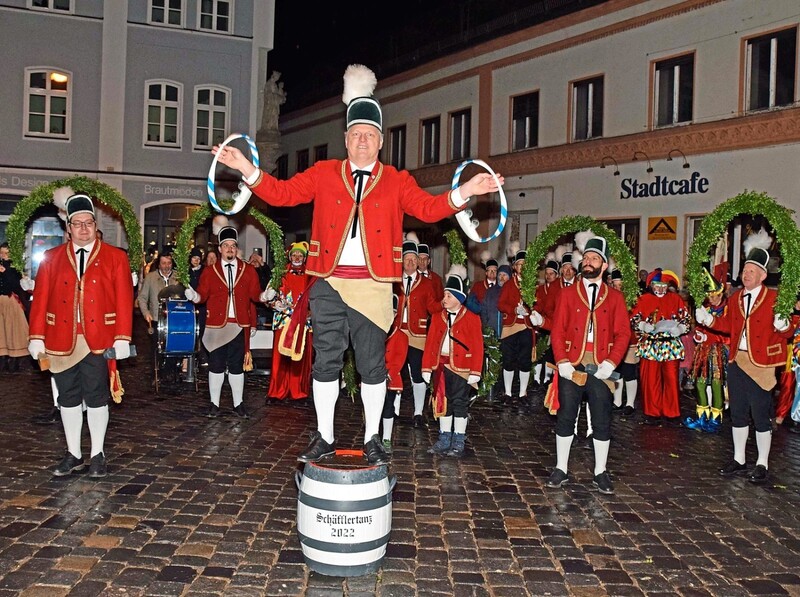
[417,243,444,302]
[213,64,502,464]
[185,225,264,419]
[28,193,133,478]
[696,244,794,484]
[546,237,630,495]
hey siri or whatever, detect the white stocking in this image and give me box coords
[593,439,610,475]
[625,380,637,407]
[61,405,83,459]
[556,434,573,473]
[439,415,453,433]
[382,417,394,442]
[228,373,244,407]
[518,371,530,397]
[755,430,771,468]
[361,381,386,443]
[313,379,339,444]
[208,372,224,407]
[412,382,426,416]
[454,416,468,434]
[732,425,749,464]
[87,405,109,458]
[613,380,623,408]
[503,369,514,396]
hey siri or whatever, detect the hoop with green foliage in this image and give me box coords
[6,176,143,273]
[174,202,286,290]
[686,190,800,318]
[521,216,639,308]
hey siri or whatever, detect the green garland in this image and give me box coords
[174,203,286,289]
[6,176,143,273]
[444,229,467,267]
[521,216,639,308]
[686,190,800,317]
[478,327,501,398]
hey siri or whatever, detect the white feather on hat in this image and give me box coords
[480,249,491,264]
[52,186,74,221]
[342,64,377,105]
[545,251,556,263]
[554,244,572,263]
[212,215,229,235]
[404,231,420,244]
[743,228,772,255]
[446,264,468,281]
[507,240,520,261]
[574,230,595,253]
[607,257,617,272]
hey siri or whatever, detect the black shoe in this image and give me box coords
[664,416,682,428]
[412,414,427,429]
[621,406,635,417]
[297,431,335,463]
[53,452,87,477]
[545,468,570,488]
[582,434,594,450]
[206,404,220,418]
[643,415,661,426]
[612,404,623,414]
[748,464,769,484]
[364,434,390,465]
[233,403,249,419]
[88,453,107,479]
[592,471,615,495]
[34,406,60,426]
[719,459,747,477]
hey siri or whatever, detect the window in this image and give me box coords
[571,76,603,141]
[199,0,231,33]
[314,144,328,163]
[745,28,797,112]
[145,80,181,147]
[421,117,440,166]
[276,155,288,180]
[194,86,228,149]
[654,54,694,127]
[30,0,71,11]
[512,91,539,151]
[25,68,71,139]
[296,149,309,173]
[449,109,471,162]
[150,0,183,26]
[599,218,640,265]
[389,125,406,170]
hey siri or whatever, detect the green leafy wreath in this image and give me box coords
[686,190,800,317]
[6,176,143,273]
[174,202,286,289]
[521,215,639,308]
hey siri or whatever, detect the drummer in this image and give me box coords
[138,251,183,385]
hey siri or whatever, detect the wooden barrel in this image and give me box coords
[296,450,395,577]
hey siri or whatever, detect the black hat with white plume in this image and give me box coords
[743,228,772,272]
[343,64,382,133]
[444,264,468,304]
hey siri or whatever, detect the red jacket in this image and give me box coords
[422,306,484,379]
[551,281,630,367]
[420,269,444,302]
[394,275,442,338]
[535,281,561,331]
[195,259,262,328]
[498,276,535,330]
[249,160,461,282]
[385,326,409,391]
[29,241,133,355]
[709,286,793,367]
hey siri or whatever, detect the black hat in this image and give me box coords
[402,239,418,256]
[417,243,430,256]
[218,226,238,245]
[610,269,622,281]
[745,247,769,272]
[545,259,560,273]
[513,250,526,265]
[485,258,498,270]
[189,247,203,258]
[444,271,467,303]
[583,236,608,263]
[560,252,573,268]
[343,65,382,132]
[65,193,95,222]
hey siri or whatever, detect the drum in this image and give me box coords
[157,298,198,356]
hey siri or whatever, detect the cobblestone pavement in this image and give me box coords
[1,318,800,596]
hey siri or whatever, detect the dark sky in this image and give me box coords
[268,0,610,114]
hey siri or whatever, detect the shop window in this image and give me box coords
[450,108,471,162]
[145,80,181,147]
[389,125,406,170]
[194,85,229,149]
[25,68,71,139]
[512,91,539,151]
[599,218,640,266]
[421,116,440,166]
[654,54,694,127]
[745,27,797,112]
[571,76,603,141]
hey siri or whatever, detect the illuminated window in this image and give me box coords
[512,91,539,151]
[450,109,471,162]
[654,54,694,127]
[571,76,603,141]
[25,68,71,139]
[421,116,440,166]
[745,27,797,112]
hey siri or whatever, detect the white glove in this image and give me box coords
[594,360,615,380]
[19,277,35,292]
[422,371,432,384]
[250,327,257,337]
[131,271,138,287]
[637,321,655,334]
[184,287,200,303]
[695,307,713,327]
[654,319,674,334]
[529,310,544,327]
[467,374,480,386]
[515,304,527,317]
[260,286,277,303]
[557,362,575,379]
[112,340,131,360]
[774,314,790,332]
[28,339,45,360]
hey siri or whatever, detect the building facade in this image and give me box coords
[0,0,274,270]
[275,0,800,283]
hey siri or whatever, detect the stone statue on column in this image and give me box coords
[256,71,287,174]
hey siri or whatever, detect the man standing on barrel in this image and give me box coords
[28,193,133,478]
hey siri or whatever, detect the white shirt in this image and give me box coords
[582,277,601,343]
[222,259,238,318]
[738,286,761,351]
[72,240,95,323]
[401,271,418,323]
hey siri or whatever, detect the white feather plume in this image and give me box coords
[342,64,377,105]
[572,250,583,270]
[446,264,468,281]
[404,231,420,244]
[573,230,595,253]
[608,257,617,272]
[545,251,556,263]
[480,249,491,264]
[212,215,229,235]
[52,186,74,212]
[743,228,772,255]
[507,240,520,260]
[554,244,572,263]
